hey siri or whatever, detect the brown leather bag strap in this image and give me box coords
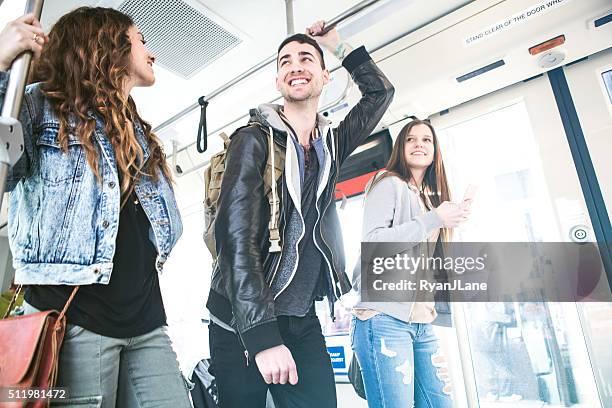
[52,286,79,332]
[3,284,23,319]
[2,284,79,321]
[57,286,79,322]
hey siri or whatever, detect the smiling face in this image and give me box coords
[276,41,329,103]
[127,26,155,88]
[403,123,435,171]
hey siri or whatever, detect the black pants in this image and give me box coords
[209,311,337,408]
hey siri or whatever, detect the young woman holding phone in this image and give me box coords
[351,119,469,407]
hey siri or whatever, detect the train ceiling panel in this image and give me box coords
[118,0,242,79]
[375,0,612,119]
[9,0,473,146]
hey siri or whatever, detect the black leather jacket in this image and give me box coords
[206,46,394,358]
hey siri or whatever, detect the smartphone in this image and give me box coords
[462,184,478,207]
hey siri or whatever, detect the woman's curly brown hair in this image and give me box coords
[30,6,172,204]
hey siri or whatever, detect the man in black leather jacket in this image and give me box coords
[206,20,394,407]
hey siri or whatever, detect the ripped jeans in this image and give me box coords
[351,314,453,408]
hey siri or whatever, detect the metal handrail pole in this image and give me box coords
[321,0,379,33]
[0,165,8,203]
[1,0,45,119]
[153,0,382,135]
[0,0,45,209]
[285,0,295,35]
[451,303,480,408]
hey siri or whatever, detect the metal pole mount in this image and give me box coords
[0,0,45,209]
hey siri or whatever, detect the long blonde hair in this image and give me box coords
[31,7,172,204]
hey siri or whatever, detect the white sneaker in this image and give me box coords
[485,392,498,401]
[499,394,523,402]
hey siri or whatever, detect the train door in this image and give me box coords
[562,47,612,408]
[426,50,611,407]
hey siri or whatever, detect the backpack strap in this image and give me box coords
[218,131,230,147]
[266,126,282,253]
[246,122,285,253]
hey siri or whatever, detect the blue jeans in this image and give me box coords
[351,314,453,408]
[23,302,191,408]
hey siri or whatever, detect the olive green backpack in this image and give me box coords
[203,123,285,259]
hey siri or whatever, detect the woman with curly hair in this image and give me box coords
[0,7,190,407]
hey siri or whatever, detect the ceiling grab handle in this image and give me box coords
[196,96,209,153]
[0,0,46,210]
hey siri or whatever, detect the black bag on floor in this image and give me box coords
[190,359,218,408]
[348,354,366,400]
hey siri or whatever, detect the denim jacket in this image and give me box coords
[0,70,182,285]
